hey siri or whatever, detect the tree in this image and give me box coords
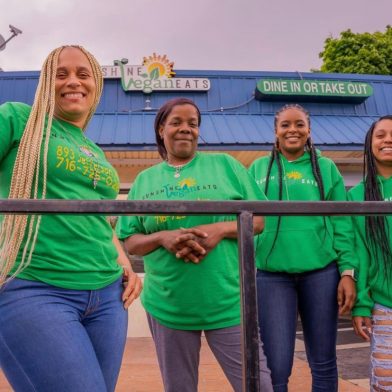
[318,26,392,75]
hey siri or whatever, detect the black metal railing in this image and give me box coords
[1,199,392,392]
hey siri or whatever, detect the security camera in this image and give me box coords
[9,25,22,35]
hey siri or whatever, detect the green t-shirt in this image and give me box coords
[116,152,265,330]
[249,151,357,274]
[348,177,392,317]
[0,102,122,289]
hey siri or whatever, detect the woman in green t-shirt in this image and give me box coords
[116,98,273,392]
[0,46,142,392]
[349,115,392,391]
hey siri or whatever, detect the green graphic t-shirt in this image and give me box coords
[116,152,265,330]
[0,102,122,289]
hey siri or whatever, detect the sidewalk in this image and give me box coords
[0,337,368,391]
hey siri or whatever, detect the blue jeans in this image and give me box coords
[257,262,339,392]
[0,277,128,392]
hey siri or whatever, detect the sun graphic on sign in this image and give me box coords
[143,53,175,79]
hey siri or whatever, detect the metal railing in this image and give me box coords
[1,199,392,392]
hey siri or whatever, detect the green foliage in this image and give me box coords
[318,26,392,75]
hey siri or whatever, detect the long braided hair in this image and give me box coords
[264,104,325,260]
[0,45,103,287]
[363,115,392,283]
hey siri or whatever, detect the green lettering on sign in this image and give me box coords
[255,79,373,103]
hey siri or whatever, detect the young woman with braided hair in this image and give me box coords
[249,104,358,392]
[0,46,141,392]
[349,115,392,391]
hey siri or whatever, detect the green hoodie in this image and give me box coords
[249,151,357,274]
[348,176,392,317]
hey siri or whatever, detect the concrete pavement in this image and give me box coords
[0,337,369,391]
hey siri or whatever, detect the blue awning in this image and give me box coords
[86,112,377,151]
[2,69,390,153]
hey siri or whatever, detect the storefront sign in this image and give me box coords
[255,79,373,103]
[102,54,210,94]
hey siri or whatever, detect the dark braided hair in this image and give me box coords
[363,115,392,283]
[154,98,201,161]
[264,104,326,261]
[306,138,325,200]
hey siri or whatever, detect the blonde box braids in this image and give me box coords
[0,45,103,287]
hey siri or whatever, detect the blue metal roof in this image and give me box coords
[1,69,391,150]
[84,112,376,151]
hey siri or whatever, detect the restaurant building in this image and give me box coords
[1,53,392,191]
[1,54,392,336]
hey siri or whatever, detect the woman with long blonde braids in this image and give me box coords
[0,46,142,392]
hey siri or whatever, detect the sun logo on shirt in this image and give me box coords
[286,171,302,180]
[143,53,175,79]
[178,178,196,188]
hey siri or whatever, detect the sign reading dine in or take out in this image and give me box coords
[255,79,373,103]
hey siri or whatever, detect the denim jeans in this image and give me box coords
[0,277,128,392]
[257,262,339,392]
[371,303,392,391]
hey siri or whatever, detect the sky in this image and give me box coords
[0,0,391,73]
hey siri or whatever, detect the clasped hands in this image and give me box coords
[161,226,224,264]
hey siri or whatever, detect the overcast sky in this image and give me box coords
[0,0,391,73]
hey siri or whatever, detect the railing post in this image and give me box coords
[238,211,260,392]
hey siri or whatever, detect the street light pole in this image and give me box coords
[0,25,23,52]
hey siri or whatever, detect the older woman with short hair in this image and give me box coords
[116,97,272,392]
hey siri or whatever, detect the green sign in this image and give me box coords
[255,79,373,103]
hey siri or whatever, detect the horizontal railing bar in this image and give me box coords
[0,199,391,216]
